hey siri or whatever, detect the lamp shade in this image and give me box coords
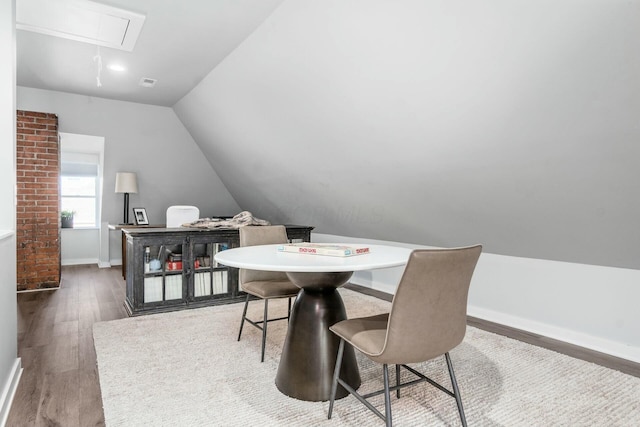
[115,172,138,194]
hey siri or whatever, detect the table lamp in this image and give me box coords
[115,172,138,224]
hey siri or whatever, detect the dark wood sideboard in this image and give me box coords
[108,223,165,279]
[122,225,313,316]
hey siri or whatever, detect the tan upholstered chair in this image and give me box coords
[328,245,482,427]
[238,225,300,362]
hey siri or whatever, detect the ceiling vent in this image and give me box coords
[139,77,157,88]
[16,0,146,52]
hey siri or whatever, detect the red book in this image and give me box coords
[165,261,182,271]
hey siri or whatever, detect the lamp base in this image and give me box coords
[123,193,130,225]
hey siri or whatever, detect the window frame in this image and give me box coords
[59,133,105,230]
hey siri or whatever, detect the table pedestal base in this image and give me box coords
[275,272,361,401]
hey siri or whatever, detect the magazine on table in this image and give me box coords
[277,243,370,257]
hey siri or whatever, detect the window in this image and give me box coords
[61,156,99,228]
[61,177,97,227]
[59,133,104,229]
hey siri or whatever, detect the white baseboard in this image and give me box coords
[61,258,98,266]
[0,358,22,427]
[62,259,116,269]
[110,258,122,266]
[350,277,640,364]
[16,287,60,293]
[467,305,640,364]
[325,232,640,366]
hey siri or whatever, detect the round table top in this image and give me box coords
[214,243,412,273]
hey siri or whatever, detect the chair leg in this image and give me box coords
[237,294,250,342]
[287,297,292,323]
[445,352,467,427]
[395,364,401,398]
[383,364,393,427]
[261,299,269,362]
[328,339,345,419]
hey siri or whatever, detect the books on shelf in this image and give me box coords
[165,275,182,300]
[194,272,212,297]
[277,243,370,257]
[194,270,228,297]
[144,277,163,303]
[195,255,211,268]
[213,270,228,294]
[144,275,182,302]
[165,261,182,271]
[213,243,229,267]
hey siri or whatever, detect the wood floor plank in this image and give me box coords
[7,266,127,427]
[7,346,44,426]
[78,322,105,426]
[52,319,79,338]
[45,333,79,374]
[78,366,106,427]
[21,304,56,348]
[78,290,100,329]
[36,371,79,427]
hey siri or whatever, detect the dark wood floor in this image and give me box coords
[7,265,127,427]
[7,266,639,426]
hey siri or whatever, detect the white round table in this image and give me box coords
[215,243,411,273]
[215,244,411,401]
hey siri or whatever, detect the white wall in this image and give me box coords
[61,229,99,266]
[173,0,640,364]
[175,0,640,271]
[314,233,640,363]
[17,87,242,265]
[0,1,21,425]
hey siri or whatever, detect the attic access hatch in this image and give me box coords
[16,0,146,52]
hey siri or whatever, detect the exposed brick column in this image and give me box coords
[16,110,60,291]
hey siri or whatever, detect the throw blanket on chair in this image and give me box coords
[184,211,271,229]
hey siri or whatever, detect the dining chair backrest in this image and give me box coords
[380,245,482,364]
[239,225,290,284]
[166,205,200,228]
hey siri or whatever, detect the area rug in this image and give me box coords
[93,289,640,426]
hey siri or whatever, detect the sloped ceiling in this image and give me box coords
[17,0,286,106]
[174,0,640,269]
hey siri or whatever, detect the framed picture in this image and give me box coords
[133,208,149,225]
